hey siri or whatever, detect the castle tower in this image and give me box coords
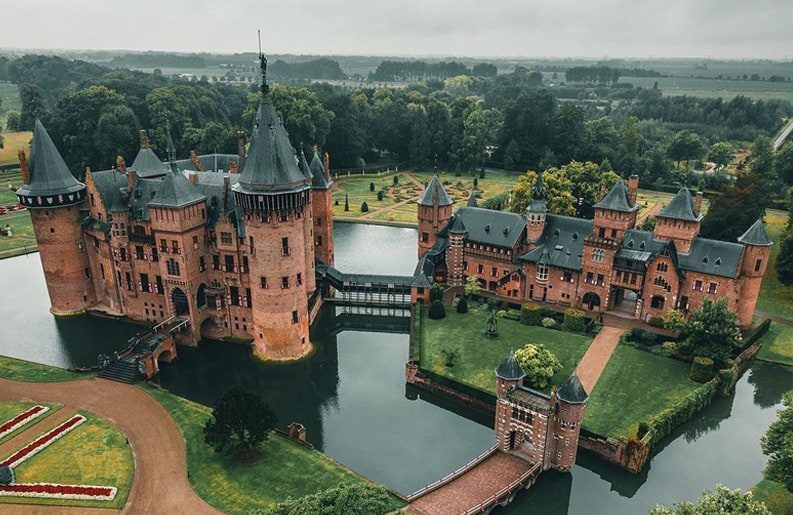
[592,178,640,242]
[417,175,453,258]
[446,215,467,287]
[550,374,588,472]
[310,148,334,266]
[494,351,526,452]
[525,170,548,243]
[16,120,96,315]
[653,187,703,252]
[232,52,314,360]
[298,149,317,294]
[736,218,773,328]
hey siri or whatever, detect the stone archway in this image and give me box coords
[582,292,601,311]
[196,283,207,309]
[172,288,189,316]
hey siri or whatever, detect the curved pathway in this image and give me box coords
[0,376,220,515]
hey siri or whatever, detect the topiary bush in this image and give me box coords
[369,181,375,192]
[429,283,444,303]
[562,308,586,332]
[428,299,446,319]
[456,296,468,313]
[690,356,714,383]
[377,190,384,201]
[541,317,556,328]
[520,303,542,326]
[0,466,14,485]
[361,201,369,212]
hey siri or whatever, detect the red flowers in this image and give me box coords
[0,414,86,469]
[0,482,117,500]
[0,406,49,441]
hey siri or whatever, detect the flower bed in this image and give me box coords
[0,415,85,469]
[0,406,49,441]
[0,482,116,501]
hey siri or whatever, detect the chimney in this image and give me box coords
[694,191,703,217]
[18,150,29,184]
[323,152,331,181]
[189,150,204,171]
[139,130,150,149]
[188,172,198,185]
[116,155,127,174]
[229,161,238,174]
[628,174,639,206]
[223,175,230,187]
[237,130,246,160]
[127,169,138,192]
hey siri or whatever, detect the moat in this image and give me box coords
[1,222,791,513]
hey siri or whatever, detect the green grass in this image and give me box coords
[0,170,22,204]
[0,355,89,382]
[583,345,701,439]
[756,322,793,367]
[141,384,404,513]
[1,410,134,510]
[0,402,57,445]
[0,210,36,256]
[753,479,793,514]
[755,212,793,321]
[0,131,31,167]
[421,308,592,394]
[623,76,793,102]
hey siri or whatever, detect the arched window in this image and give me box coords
[592,249,605,262]
[537,264,548,281]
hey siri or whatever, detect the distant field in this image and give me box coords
[0,82,20,132]
[622,76,793,101]
[0,131,31,167]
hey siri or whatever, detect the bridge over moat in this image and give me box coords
[317,263,414,308]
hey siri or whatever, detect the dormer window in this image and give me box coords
[537,264,549,281]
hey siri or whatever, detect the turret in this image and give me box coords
[494,351,526,452]
[550,374,588,472]
[736,218,773,328]
[526,170,548,243]
[417,175,453,258]
[592,178,640,242]
[653,187,703,252]
[310,148,334,266]
[17,120,96,315]
[446,215,468,287]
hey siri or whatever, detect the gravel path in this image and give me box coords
[574,326,625,394]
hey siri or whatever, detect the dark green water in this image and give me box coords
[1,222,792,510]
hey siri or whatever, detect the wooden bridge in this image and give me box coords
[318,264,413,308]
[406,445,541,514]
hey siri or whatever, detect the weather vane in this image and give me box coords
[258,29,268,95]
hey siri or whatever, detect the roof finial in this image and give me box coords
[165,118,178,173]
[258,29,269,96]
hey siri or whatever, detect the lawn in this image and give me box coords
[421,308,593,394]
[0,209,36,256]
[1,410,133,510]
[0,355,88,382]
[753,479,793,514]
[0,83,21,132]
[0,170,23,204]
[583,345,701,439]
[0,131,31,167]
[755,212,793,320]
[0,402,57,445]
[756,322,793,367]
[141,384,404,513]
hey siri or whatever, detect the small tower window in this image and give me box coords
[292,310,299,324]
[755,259,762,272]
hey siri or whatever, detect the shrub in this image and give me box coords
[369,181,375,192]
[637,422,651,439]
[456,297,468,313]
[628,327,658,347]
[428,299,446,319]
[520,303,542,326]
[377,190,384,201]
[504,309,521,321]
[496,309,507,318]
[514,343,562,390]
[648,316,665,328]
[393,175,399,185]
[0,466,13,486]
[661,341,678,358]
[266,483,395,515]
[690,356,714,383]
[541,317,556,328]
[429,284,444,302]
[361,201,369,212]
[441,346,460,367]
[562,308,586,332]
[539,306,556,319]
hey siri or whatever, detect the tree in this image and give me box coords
[775,142,793,185]
[428,299,446,319]
[749,135,775,179]
[700,170,769,241]
[649,485,770,514]
[514,343,562,390]
[776,232,793,285]
[464,275,481,298]
[5,111,21,132]
[429,283,444,302]
[638,216,656,232]
[19,84,48,131]
[666,129,706,170]
[269,85,334,150]
[679,298,742,368]
[617,115,644,174]
[203,387,277,460]
[761,390,793,491]
[266,483,395,515]
[707,142,734,170]
[457,296,469,313]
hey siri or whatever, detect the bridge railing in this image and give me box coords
[461,461,542,514]
[405,444,498,502]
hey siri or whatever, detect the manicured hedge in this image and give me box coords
[690,356,714,383]
[520,303,542,326]
[562,308,586,333]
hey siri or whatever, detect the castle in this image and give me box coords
[416,172,771,328]
[16,60,334,360]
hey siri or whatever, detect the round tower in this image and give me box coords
[309,148,334,266]
[232,53,314,360]
[736,218,773,328]
[17,120,96,315]
[417,175,453,258]
[494,351,526,452]
[525,170,548,243]
[446,215,467,287]
[550,374,588,472]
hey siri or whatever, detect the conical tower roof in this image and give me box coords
[18,120,84,198]
[235,96,310,194]
[299,148,313,181]
[495,350,525,381]
[418,175,453,207]
[593,179,637,213]
[449,214,468,234]
[310,149,332,190]
[148,171,206,209]
[557,374,588,404]
[738,218,773,246]
[527,170,548,214]
[657,187,699,221]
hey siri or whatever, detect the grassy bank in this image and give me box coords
[756,212,793,320]
[0,355,89,382]
[756,322,793,367]
[753,479,793,514]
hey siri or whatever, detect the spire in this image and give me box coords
[418,175,453,207]
[593,179,639,213]
[657,186,699,221]
[495,350,525,381]
[299,146,313,181]
[258,30,269,96]
[310,148,332,189]
[527,170,548,214]
[557,374,588,404]
[738,218,773,246]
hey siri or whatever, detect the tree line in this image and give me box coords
[368,60,497,82]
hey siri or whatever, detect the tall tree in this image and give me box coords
[707,142,734,170]
[700,170,769,241]
[749,135,775,180]
[649,485,769,515]
[203,387,277,460]
[678,298,742,368]
[19,84,48,130]
[617,115,644,174]
[665,129,706,170]
[761,390,793,491]
[776,142,793,186]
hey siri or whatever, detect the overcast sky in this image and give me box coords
[1,0,791,59]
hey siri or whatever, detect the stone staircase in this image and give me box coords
[98,359,143,384]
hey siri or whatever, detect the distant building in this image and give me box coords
[416,173,771,327]
[17,79,334,360]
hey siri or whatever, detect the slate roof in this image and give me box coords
[176,154,243,173]
[451,207,527,248]
[17,120,84,197]
[593,179,638,213]
[518,214,593,271]
[191,173,245,237]
[126,178,161,221]
[657,187,700,221]
[411,255,433,288]
[90,169,127,213]
[557,374,587,404]
[621,229,666,255]
[236,96,310,194]
[495,350,526,381]
[310,150,332,190]
[148,172,207,208]
[449,214,468,234]
[130,147,169,178]
[679,237,744,278]
[738,219,773,246]
[418,175,453,207]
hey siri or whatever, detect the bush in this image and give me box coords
[690,356,715,383]
[496,309,507,318]
[377,190,384,201]
[441,346,460,367]
[504,309,521,321]
[628,327,658,347]
[541,317,556,328]
[361,201,369,212]
[637,421,651,439]
[456,297,469,313]
[393,175,399,185]
[661,341,678,358]
[0,466,13,486]
[369,181,375,192]
[648,382,716,442]
[429,284,444,302]
[514,343,563,389]
[428,300,446,319]
[648,316,665,328]
[562,308,586,332]
[520,303,542,326]
[266,483,395,515]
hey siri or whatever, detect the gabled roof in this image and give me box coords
[657,187,700,221]
[236,97,310,194]
[679,237,744,278]
[518,214,593,271]
[557,374,587,404]
[127,178,160,221]
[89,169,127,213]
[593,179,638,213]
[418,175,453,207]
[130,147,169,178]
[148,172,206,209]
[495,350,525,381]
[310,150,332,190]
[451,207,526,248]
[17,120,84,197]
[411,255,433,288]
[738,219,773,247]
